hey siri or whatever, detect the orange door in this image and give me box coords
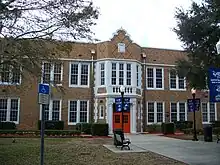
[113,112,130,133]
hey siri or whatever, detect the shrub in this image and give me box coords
[91,123,108,136]
[38,120,64,130]
[146,124,161,133]
[76,123,92,134]
[174,121,193,131]
[0,122,16,130]
[213,127,220,135]
[211,121,220,128]
[44,130,81,136]
[161,122,175,135]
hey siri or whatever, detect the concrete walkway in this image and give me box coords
[126,134,220,165]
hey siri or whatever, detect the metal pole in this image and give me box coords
[143,58,146,131]
[40,105,45,165]
[121,92,124,133]
[192,93,198,141]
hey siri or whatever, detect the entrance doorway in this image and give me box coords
[113,112,130,133]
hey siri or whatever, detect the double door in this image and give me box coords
[113,112,130,133]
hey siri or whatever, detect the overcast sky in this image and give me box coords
[92,0,200,50]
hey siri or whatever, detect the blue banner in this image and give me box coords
[208,68,220,102]
[115,97,130,112]
[187,99,200,112]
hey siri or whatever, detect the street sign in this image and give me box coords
[38,84,50,104]
[115,97,130,112]
[38,83,50,165]
[187,98,200,112]
[208,68,220,102]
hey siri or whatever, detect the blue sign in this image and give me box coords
[38,84,50,94]
[115,97,130,112]
[208,68,220,102]
[187,99,200,112]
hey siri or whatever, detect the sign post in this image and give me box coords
[208,68,220,102]
[38,83,50,165]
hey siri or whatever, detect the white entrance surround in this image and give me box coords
[106,97,137,134]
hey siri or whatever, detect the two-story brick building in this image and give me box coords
[0,28,219,133]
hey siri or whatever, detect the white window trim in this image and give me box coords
[41,62,63,86]
[100,63,105,86]
[126,63,132,86]
[0,65,22,85]
[99,105,104,119]
[146,67,164,90]
[169,72,186,91]
[170,102,187,122]
[147,101,165,125]
[69,62,90,88]
[0,97,20,124]
[68,100,89,125]
[201,102,217,124]
[39,100,62,121]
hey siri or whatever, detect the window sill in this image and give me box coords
[0,83,21,86]
[69,85,90,88]
[169,88,187,91]
[146,88,164,90]
[68,122,77,125]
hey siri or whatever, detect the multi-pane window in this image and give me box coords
[111,63,116,85]
[0,98,20,123]
[0,64,21,84]
[147,102,164,123]
[146,68,164,89]
[136,65,139,87]
[119,63,124,85]
[42,62,62,85]
[201,102,217,123]
[100,63,105,85]
[169,71,186,90]
[147,68,154,88]
[170,102,187,122]
[99,105,104,119]
[126,64,131,85]
[40,100,61,121]
[69,63,89,87]
[68,100,89,124]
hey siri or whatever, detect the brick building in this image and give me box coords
[0,28,219,133]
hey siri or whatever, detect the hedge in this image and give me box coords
[0,130,81,136]
[91,123,108,136]
[174,121,193,131]
[0,122,16,130]
[76,123,92,134]
[161,122,175,135]
[146,124,161,133]
[38,120,64,130]
[211,121,220,128]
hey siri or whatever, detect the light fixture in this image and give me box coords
[216,39,220,54]
[141,52,146,58]
[91,49,95,54]
[191,88,196,94]
[120,86,125,93]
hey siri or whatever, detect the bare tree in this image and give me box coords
[0,0,99,80]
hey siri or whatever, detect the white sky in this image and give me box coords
[92,0,200,50]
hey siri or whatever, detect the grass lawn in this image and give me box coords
[0,138,186,165]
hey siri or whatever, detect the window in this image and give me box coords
[42,62,63,85]
[99,105,104,119]
[0,98,20,124]
[147,102,164,124]
[136,65,139,87]
[40,100,62,121]
[201,102,217,123]
[146,67,164,89]
[119,63,124,85]
[100,63,105,85]
[0,64,21,85]
[126,64,131,85]
[69,63,90,87]
[169,71,186,90]
[68,100,89,125]
[111,63,116,85]
[170,102,187,122]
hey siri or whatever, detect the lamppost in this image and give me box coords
[216,39,220,54]
[120,86,125,133]
[191,88,198,141]
[142,52,147,131]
